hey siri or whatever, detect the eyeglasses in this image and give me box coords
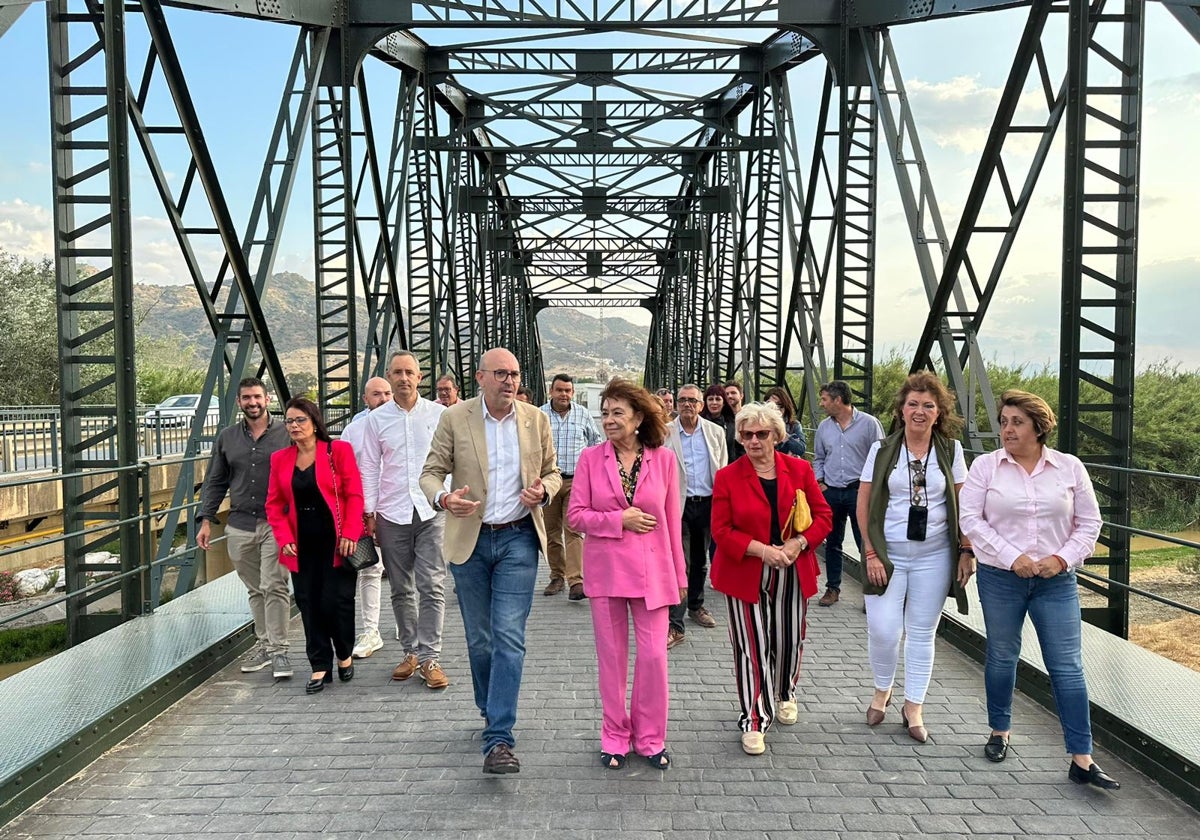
[283,417,310,427]
[677,397,701,405]
[909,460,927,504]
[480,369,521,382]
[738,429,772,442]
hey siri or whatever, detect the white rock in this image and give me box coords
[45,566,66,590]
[14,568,50,597]
[83,551,114,564]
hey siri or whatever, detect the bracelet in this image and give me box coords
[959,547,974,556]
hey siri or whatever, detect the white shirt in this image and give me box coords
[861,440,967,547]
[482,399,526,524]
[360,397,445,525]
[339,408,371,455]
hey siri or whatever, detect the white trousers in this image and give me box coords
[865,538,951,704]
[356,547,383,635]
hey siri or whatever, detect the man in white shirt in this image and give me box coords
[540,373,601,600]
[340,376,392,658]
[664,384,729,649]
[359,351,450,689]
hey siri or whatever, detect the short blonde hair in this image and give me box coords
[734,402,787,444]
[998,389,1057,443]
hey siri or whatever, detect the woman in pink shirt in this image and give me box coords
[959,390,1118,790]
[568,380,687,771]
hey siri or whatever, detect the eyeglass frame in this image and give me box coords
[677,397,701,405]
[283,416,310,426]
[479,368,522,382]
[738,429,773,442]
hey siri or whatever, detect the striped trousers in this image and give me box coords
[726,565,809,733]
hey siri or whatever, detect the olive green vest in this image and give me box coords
[863,430,968,615]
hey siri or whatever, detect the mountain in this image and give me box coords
[132,272,647,381]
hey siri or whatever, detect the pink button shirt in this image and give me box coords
[959,447,1102,571]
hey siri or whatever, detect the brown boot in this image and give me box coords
[543,577,565,596]
[818,588,840,607]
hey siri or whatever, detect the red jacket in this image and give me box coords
[265,440,365,572]
[710,451,833,604]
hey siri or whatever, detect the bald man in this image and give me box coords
[340,376,393,658]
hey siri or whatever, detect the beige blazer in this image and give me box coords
[420,396,562,565]
[664,416,729,507]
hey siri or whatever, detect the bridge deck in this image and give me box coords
[5,569,1198,839]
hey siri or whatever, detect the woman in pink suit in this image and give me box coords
[266,397,365,694]
[711,403,833,755]
[568,379,687,771]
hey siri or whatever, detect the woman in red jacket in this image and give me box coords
[266,397,365,694]
[711,402,832,755]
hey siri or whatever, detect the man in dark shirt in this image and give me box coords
[197,377,293,679]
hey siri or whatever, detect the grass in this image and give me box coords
[0,621,67,665]
[1129,546,1199,571]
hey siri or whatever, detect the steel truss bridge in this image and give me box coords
[1,0,1198,643]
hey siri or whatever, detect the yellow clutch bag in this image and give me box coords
[780,489,812,541]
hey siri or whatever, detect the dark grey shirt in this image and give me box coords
[197,417,290,531]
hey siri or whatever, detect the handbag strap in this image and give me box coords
[327,442,342,542]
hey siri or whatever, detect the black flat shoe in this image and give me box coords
[984,734,1009,763]
[338,662,354,682]
[1069,761,1120,790]
[600,752,626,769]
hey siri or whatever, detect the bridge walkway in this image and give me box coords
[5,568,1197,839]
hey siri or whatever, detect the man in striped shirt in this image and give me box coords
[540,373,601,599]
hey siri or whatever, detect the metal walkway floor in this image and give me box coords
[6,570,1198,839]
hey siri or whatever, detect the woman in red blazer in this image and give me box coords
[266,397,365,694]
[711,402,832,755]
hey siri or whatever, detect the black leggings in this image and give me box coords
[292,502,357,672]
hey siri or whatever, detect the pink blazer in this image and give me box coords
[567,442,687,610]
[265,440,365,573]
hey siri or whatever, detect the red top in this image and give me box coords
[710,451,833,604]
[265,440,365,573]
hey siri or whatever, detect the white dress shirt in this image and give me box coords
[482,399,526,524]
[359,397,445,525]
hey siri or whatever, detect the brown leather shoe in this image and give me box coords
[391,653,418,681]
[418,659,449,690]
[688,607,716,628]
[483,744,520,774]
[818,588,840,607]
[543,577,565,596]
[568,583,587,601]
[666,627,685,649]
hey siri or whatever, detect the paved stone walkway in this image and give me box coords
[6,569,1197,839]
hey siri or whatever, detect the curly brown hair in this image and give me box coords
[601,379,668,448]
[893,371,963,439]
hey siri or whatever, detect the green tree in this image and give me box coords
[0,252,59,405]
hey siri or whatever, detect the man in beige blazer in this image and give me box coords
[420,347,561,775]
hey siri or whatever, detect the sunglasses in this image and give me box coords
[909,460,927,504]
[738,429,772,442]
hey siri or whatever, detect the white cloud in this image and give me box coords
[0,199,53,258]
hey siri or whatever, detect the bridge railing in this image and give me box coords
[0,405,225,474]
[0,453,214,630]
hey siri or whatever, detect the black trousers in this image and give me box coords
[669,495,713,632]
[292,503,357,672]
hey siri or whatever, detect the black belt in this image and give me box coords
[482,515,532,531]
[826,480,860,490]
[686,495,712,502]
[561,473,573,479]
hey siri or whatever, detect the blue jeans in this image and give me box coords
[821,484,862,592]
[449,519,540,754]
[976,564,1093,755]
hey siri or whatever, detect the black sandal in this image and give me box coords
[599,752,626,769]
[645,750,670,770]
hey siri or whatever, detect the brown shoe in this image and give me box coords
[666,627,685,650]
[568,583,587,601]
[818,588,840,607]
[543,577,565,596]
[483,744,520,774]
[688,607,716,628]
[418,659,449,689]
[391,653,418,681]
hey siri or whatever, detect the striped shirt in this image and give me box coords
[541,401,601,475]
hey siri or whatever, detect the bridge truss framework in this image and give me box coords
[3,0,1197,642]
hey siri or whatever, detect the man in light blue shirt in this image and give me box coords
[812,380,885,606]
[540,373,601,600]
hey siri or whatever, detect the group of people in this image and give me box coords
[197,356,1119,790]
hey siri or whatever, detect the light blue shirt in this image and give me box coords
[813,408,885,488]
[678,423,714,497]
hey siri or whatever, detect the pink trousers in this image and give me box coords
[590,596,670,756]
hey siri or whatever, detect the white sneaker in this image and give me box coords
[741,731,766,755]
[353,630,384,659]
[777,700,798,726]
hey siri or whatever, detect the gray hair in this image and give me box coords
[735,402,786,443]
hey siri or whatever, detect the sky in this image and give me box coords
[0,2,1197,370]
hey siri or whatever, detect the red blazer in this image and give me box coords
[265,440,365,573]
[710,451,833,604]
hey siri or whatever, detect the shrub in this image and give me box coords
[0,621,68,664]
[0,571,18,604]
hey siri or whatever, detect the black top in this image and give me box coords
[291,463,324,512]
[758,477,782,545]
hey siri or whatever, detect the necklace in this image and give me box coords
[904,438,930,459]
